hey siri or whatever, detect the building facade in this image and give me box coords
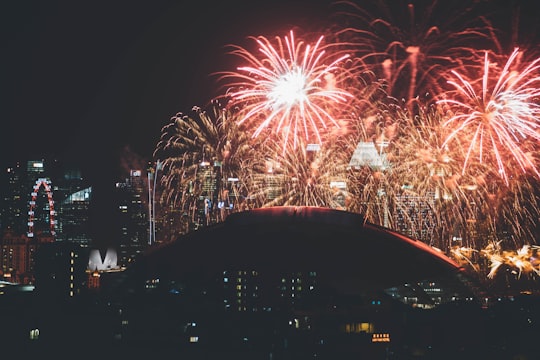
[114,170,148,268]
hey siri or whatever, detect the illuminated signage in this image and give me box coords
[372,333,391,342]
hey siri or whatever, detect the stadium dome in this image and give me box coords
[111,206,490,358]
[132,206,468,290]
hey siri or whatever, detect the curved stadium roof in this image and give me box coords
[133,206,465,291]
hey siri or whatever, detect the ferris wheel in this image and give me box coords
[27,177,56,238]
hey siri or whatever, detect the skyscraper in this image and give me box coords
[1,162,26,234]
[1,158,94,283]
[394,189,436,244]
[114,170,148,267]
[54,168,93,247]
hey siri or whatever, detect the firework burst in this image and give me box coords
[330,0,499,112]
[481,242,540,279]
[153,101,253,230]
[219,30,354,150]
[438,48,540,185]
[243,138,351,209]
[343,102,539,252]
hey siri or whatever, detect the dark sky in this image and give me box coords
[1,0,538,246]
[2,0,538,175]
[0,0,336,245]
[1,0,336,171]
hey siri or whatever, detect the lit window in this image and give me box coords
[189,336,199,343]
[29,329,40,340]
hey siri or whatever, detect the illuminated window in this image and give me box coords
[29,329,40,340]
[372,333,391,342]
[344,322,374,333]
[189,336,199,343]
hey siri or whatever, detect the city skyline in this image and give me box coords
[1,2,539,357]
[1,0,340,237]
[2,2,538,264]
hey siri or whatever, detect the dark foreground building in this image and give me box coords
[105,206,496,359]
[5,206,540,359]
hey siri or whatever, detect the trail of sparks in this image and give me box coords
[438,48,540,185]
[221,30,354,150]
[330,0,498,112]
[450,243,540,279]
[152,3,540,285]
[153,101,253,232]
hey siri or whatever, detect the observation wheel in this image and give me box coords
[27,177,56,238]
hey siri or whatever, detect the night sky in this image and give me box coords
[1,0,539,246]
[1,0,336,245]
[1,0,335,170]
[3,0,538,172]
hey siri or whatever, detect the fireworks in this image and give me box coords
[150,2,540,285]
[450,246,480,271]
[220,30,354,150]
[482,243,540,279]
[341,104,397,228]
[382,105,463,248]
[448,243,540,280]
[330,0,498,112]
[341,101,540,254]
[242,137,351,209]
[438,48,540,185]
[153,101,253,231]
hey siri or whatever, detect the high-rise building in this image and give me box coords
[1,229,54,284]
[196,161,220,227]
[114,170,148,267]
[0,160,57,283]
[1,160,52,236]
[1,162,27,234]
[394,189,436,243]
[1,158,95,284]
[348,141,389,171]
[26,159,46,180]
[54,168,93,247]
